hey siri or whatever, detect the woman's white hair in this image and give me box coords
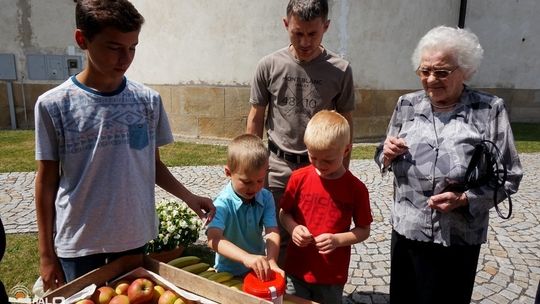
[411,25,484,80]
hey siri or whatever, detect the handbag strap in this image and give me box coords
[463,140,512,219]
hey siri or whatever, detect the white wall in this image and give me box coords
[128,0,460,89]
[1,0,539,90]
[0,0,78,80]
[466,0,540,89]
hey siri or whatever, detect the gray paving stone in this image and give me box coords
[2,153,540,303]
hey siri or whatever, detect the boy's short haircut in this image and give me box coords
[228,134,269,173]
[75,0,144,41]
[304,110,350,151]
[286,0,329,21]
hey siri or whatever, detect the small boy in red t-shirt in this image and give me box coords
[279,110,372,304]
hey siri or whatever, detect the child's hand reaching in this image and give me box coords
[291,225,313,247]
[314,233,338,254]
[270,265,285,281]
[244,254,273,281]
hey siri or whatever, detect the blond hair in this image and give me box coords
[227,134,269,173]
[304,110,350,151]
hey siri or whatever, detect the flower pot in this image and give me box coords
[147,246,184,263]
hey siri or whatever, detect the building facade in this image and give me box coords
[1,0,538,141]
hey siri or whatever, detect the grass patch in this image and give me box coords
[0,233,40,294]
[0,124,539,173]
[0,130,36,172]
[351,144,377,160]
[159,141,227,166]
[511,123,540,153]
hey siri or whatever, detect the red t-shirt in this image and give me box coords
[281,165,372,285]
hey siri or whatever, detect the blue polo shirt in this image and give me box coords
[207,181,277,276]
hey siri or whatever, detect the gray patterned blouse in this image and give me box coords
[375,86,522,246]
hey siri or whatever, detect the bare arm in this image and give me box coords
[155,148,215,220]
[207,227,275,281]
[313,225,370,255]
[341,111,354,169]
[263,227,283,276]
[35,160,64,291]
[279,209,313,247]
[246,105,266,139]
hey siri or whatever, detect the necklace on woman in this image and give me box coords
[430,101,458,109]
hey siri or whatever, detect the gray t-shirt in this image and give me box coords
[35,76,173,257]
[250,46,355,154]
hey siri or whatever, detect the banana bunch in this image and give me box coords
[167,256,244,290]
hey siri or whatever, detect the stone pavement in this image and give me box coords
[1,154,539,303]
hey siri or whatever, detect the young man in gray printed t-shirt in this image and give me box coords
[246,0,355,266]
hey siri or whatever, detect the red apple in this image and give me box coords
[158,290,178,304]
[114,279,131,296]
[127,278,155,304]
[76,300,95,304]
[109,294,130,304]
[152,285,166,304]
[91,286,116,304]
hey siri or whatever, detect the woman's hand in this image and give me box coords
[428,192,468,213]
[383,136,408,167]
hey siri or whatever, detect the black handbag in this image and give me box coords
[436,140,512,219]
[462,140,512,219]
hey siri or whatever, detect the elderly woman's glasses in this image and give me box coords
[416,66,458,79]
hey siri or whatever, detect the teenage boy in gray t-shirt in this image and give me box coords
[246,0,355,266]
[34,0,215,291]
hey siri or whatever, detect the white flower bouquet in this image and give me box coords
[146,199,203,253]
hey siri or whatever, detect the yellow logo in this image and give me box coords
[9,283,32,303]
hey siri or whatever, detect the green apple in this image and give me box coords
[152,285,166,304]
[114,279,131,296]
[158,290,178,304]
[173,298,186,304]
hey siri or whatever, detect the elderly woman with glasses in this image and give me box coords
[375,25,522,304]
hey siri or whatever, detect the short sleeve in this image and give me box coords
[34,99,59,161]
[352,180,373,227]
[206,198,229,231]
[261,190,277,228]
[154,96,174,147]
[335,64,355,113]
[280,172,300,213]
[249,56,271,107]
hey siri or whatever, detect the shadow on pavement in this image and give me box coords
[343,291,390,304]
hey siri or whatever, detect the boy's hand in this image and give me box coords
[244,254,273,281]
[268,262,285,281]
[314,233,338,254]
[40,255,65,291]
[291,225,313,247]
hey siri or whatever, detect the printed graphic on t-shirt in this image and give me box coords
[50,96,156,155]
[298,191,352,232]
[278,75,323,117]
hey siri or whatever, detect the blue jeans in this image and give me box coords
[59,246,145,282]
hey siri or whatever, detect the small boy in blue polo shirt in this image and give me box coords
[207,134,283,281]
